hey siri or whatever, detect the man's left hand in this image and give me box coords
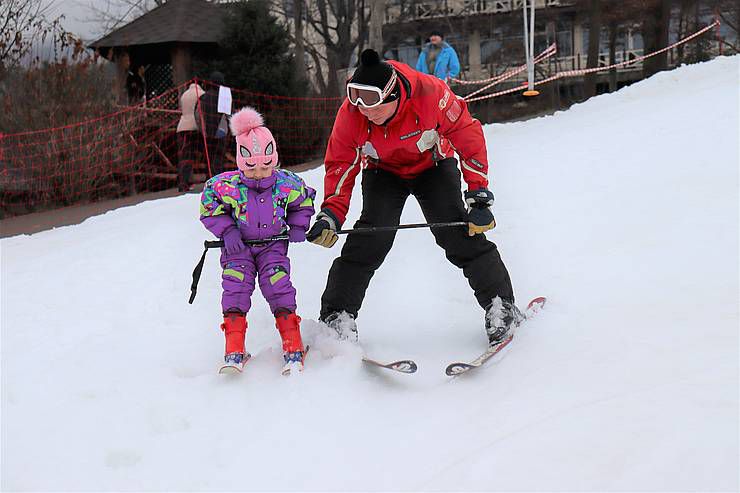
[465,189,496,236]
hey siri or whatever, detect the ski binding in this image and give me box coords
[445,296,547,376]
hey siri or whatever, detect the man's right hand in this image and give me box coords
[307,209,340,248]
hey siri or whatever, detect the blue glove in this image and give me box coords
[222,228,246,255]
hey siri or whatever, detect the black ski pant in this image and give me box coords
[320,158,514,320]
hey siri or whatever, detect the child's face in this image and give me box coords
[241,165,274,180]
[236,128,278,172]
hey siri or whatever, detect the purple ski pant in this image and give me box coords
[220,240,296,314]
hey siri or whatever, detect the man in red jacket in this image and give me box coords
[307,49,518,346]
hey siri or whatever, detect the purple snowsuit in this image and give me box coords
[200,170,315,314]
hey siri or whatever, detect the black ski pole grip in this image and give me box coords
[189,244,210,304]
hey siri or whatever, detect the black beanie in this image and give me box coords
[350,49,394,89]
[210,71,225,85]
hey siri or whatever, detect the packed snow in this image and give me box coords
[2,56,738,491]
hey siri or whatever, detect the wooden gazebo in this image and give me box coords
[89,0,228,93]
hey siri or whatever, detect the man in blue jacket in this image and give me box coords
[416,31,461,82]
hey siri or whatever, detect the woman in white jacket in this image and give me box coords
[176,82,204,192]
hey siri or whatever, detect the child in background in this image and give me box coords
[199,107,315,375]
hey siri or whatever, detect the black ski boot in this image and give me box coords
[322,311,359,343]
[485,297,523,346]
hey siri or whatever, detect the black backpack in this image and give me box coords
[194,90,226,138]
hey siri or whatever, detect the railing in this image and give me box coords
[388,0,566,21]
[553,50,645,72]
[461,0,564,14]
[474,50,644,86]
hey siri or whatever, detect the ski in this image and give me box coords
[362,357,418,374]
[282,345,310,376]
[218,352,252,374]
[217,345,311,375]
[445,296,547,376]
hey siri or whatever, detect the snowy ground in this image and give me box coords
[2,56,738,491]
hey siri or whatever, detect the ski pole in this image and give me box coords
[336,221,467,235]
[203,235,289,249]
[189,235,290,304]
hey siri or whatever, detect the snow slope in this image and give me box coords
[2,56,738,491]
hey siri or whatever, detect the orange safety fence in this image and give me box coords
[0,80,341,217]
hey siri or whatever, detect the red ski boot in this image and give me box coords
[275,310,305,375]
[219,312,250,374]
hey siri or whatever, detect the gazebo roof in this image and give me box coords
[89,0,228,48]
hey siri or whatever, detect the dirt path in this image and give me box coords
[0,160,322,239]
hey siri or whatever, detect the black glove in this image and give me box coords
[465,189,496,236]
[307,209,340,248]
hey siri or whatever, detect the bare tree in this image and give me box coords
[306,0,367,95]
[272,0,369,97]
[584,0,603,98]
[0,0,67,72]
[706,0,739,53]
[368,0,383,53]
[77,0,165,38]
[293,0,307,84]
[642,0,672,77]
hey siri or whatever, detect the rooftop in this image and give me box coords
[89,0,228,48]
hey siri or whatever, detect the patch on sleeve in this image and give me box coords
[446,100,462,122]
[438,90,450,110]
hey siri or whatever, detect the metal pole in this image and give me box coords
[523,0,530,68]
[529,0,536,88]
[337,221,467,235]
[523,0,540,96]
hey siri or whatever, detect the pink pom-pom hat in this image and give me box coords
[229,106,278,171]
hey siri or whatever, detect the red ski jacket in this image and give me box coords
[320,61,490,224]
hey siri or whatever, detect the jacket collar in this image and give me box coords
[240,172,277,192]
[425,41,449,52]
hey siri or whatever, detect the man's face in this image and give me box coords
[358,99,399,125]
[430,35,443,46]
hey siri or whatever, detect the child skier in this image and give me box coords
[199,107,315,375]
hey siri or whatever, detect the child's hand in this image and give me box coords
[222,228,246,255]
[288,228,306,243]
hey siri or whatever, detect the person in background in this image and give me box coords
[415,31,460,83]
[126,65,146,104]
[196,71,231,176]
[99,49,119,105]
[176,81,205,192]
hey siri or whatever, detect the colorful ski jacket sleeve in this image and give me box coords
[432,85,489,190]
[320,101,363,225]
[283,172,317,232]
[199,173,241,238]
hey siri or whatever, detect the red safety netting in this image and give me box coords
[0,80,341,218]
